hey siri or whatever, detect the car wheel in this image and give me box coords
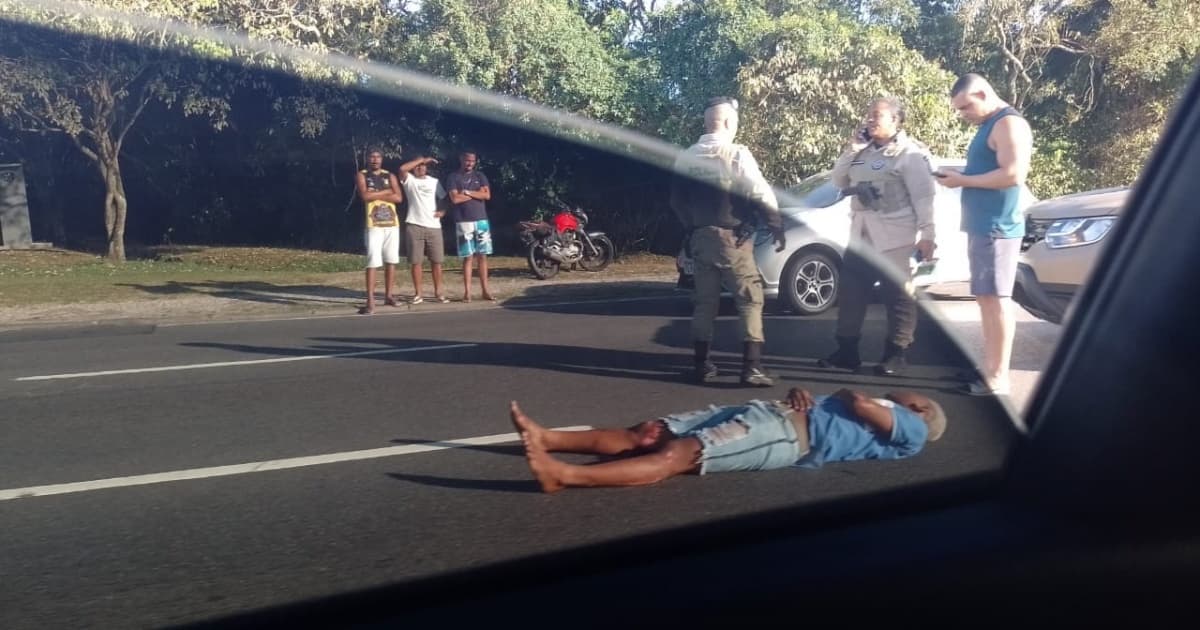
[781,249,839,315]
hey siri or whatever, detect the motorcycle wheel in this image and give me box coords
[527,243,560,280]
[578,235,614,272]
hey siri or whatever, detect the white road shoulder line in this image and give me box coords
[0,426,593,501]
[15,343,478,381]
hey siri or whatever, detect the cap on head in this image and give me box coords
[924,399,947,442]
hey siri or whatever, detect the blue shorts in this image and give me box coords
[661,400,805,475]
[456,219,493,257]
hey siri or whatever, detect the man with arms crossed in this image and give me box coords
[356,148,404,315]
[935,74,1033,396]
[446,150,496,302]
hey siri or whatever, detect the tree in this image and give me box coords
[0,4,219,261]
[0,0,397,261]
[399,0,632,124]
[635,0,773,143]
[735,8,970,185]
[1080,0,1200,185]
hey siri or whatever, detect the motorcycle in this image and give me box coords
[518,201,615,280]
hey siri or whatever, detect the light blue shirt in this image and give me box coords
[795,396,928,468]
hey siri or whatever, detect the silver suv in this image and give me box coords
[1014,187,1127,323]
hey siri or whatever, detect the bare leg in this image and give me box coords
[522,432,702,493]
[384,264,398,305]
[462,256,474,302]
[977,295,1014,390]
[411,262,424,299]
[363,267,377,313]
[478,254,494,300]
[432,263,444,298]
[509,402,666,455]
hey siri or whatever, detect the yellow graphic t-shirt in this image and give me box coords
[363,169,398,228]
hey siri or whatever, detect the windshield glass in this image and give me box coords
[791,176,844,208]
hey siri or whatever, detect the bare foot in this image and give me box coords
[482,291,497,302]
[509,401,546,451]
[522,434,566,494]
[462,292,472,303]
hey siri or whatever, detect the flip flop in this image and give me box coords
[384,297,400,307]
[410,296,424,305]
[434,295,450,303]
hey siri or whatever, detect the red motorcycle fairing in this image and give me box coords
[553,210,579,234]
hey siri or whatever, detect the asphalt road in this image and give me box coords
[0,295,1025,628]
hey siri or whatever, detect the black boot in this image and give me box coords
[740,341,773,387]
[689,340,719,384]
[875,342,908,376]
[818,336,861,370]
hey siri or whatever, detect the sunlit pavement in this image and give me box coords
[924,291,1062,417]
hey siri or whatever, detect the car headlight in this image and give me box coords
[1044,216,1116,249]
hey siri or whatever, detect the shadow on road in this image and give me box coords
[116,280,361,306]
[176,311,1002,387]
[182,336,760,387]
[385,472,540,494]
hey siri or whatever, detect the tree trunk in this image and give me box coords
[106,164,128,262]
[97,136,128,262]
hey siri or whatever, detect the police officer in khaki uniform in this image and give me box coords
[819,96,937,375]
[670,97,786,387]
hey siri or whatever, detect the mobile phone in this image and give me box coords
[858,127,871,143]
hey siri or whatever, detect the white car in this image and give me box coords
[678,158,1036,315]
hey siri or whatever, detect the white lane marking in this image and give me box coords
[0,426,593,501]
[15,343,477,382]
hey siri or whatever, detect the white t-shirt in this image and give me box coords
[402,175,447,229]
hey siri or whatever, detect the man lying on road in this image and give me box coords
[509,386,947,493]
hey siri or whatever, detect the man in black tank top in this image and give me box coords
[356,148,404,314]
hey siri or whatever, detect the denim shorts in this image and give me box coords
[661,400,805,475]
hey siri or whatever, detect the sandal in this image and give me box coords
[410,295,424,305]
[358,305,375,315]
[434,295,450,303]
[384,297,400,307]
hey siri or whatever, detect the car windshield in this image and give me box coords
[788,175,843,208]
[1,0,1191,626]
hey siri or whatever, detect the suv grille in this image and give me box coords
[1022,218,1054,252]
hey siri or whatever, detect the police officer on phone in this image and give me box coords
[819,96,937,376]
[671,96,786,387]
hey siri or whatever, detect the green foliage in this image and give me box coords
[1027,137,1099,201]
[398,0,632,124]
[635,0,774,143]
[735,8,969,184]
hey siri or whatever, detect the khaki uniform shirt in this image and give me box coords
[831,132,936,252]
